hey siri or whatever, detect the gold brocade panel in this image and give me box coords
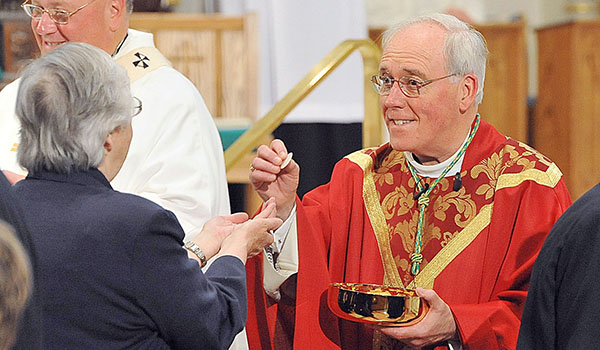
[351,140,560,350]
[360,140,555,289]
[373,153,483,288]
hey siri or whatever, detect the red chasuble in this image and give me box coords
[246,120,572,350]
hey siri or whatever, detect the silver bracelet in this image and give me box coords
[184,241,207,268]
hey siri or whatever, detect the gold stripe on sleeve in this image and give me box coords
[496,162,562,190]
[347,151,405,288]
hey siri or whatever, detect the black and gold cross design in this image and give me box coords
[132,52,150,69]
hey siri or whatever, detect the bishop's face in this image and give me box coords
[29,0,117,56]
[379,22,466,165]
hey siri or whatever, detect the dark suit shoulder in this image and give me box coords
[106,190,176,219]
[94,190,186,243]
[546,183,600,247]
[12,177,185,248]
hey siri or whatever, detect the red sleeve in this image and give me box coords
[246,157,377,350]
[292,158,368,349]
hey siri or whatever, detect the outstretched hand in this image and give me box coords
[220,199,282,262]
[249,139,299,221]
[376,288,458,348]
[194,212,250,260]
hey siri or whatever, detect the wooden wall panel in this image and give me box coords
[533,24,573,172]
[535,20,600,199]
[154,30,217,115]
[476,23,528,142]
[221,30,249,118]
[129,13,257,120]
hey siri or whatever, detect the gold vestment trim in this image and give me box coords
[409,204,493,289]
[407,160,563,288]
[496,162,562,190]
[347,149,562,290]
[347,150,404,288]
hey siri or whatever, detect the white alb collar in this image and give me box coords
[404,132,470,178]
[112,29,156,60]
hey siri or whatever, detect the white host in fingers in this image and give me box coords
[280,152,293,170]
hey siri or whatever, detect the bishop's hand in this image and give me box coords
[249,139,299,221]
[375,288,459,348]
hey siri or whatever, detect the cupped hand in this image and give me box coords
[236,216,281,258]
[203,212,249,242]
[193,212,249,259]
[220,201,282,263]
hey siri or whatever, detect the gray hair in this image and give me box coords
[382,13,489,105]
[16,42,132,174]
[126,0,134,13]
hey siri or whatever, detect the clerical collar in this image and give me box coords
[404,132,470,178]
[112,33,129,57]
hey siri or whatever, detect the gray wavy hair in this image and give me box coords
[16,42,132,174]
[382,13,488,105]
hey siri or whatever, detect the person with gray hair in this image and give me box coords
[2,0,230,247]
[381,13,488,106]
[0,220,32,350]
[11,42,283,350]
[244,13,571,349]
[16,42,134,176]
[0,1,249,345]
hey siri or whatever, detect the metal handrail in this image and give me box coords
[224,39,382,171]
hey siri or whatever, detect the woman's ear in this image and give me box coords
[103,132,114,154]
[104,125,124,154]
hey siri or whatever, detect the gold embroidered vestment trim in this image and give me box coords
[346,147,562,290]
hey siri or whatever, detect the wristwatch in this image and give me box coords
[184,241,207,267]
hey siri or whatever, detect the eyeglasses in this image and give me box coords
[21,0,96,25]
[132,97,142,117]
[371,73,456,97]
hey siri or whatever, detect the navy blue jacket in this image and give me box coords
[12,169,246,350]
[0,172,43,350]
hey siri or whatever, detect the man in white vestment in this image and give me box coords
[0,0,229,240]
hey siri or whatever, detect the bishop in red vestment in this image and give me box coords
[246,13,572,350]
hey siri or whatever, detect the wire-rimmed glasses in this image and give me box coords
[21,0,97,25]
[132,97,143,117]
[371,73,456,97]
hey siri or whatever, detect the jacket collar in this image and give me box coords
[26,168,112,189]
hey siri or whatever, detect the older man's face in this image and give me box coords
[379,22,465,165]
[30,0,117,56]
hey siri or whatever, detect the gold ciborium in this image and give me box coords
[327,283,429,326]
